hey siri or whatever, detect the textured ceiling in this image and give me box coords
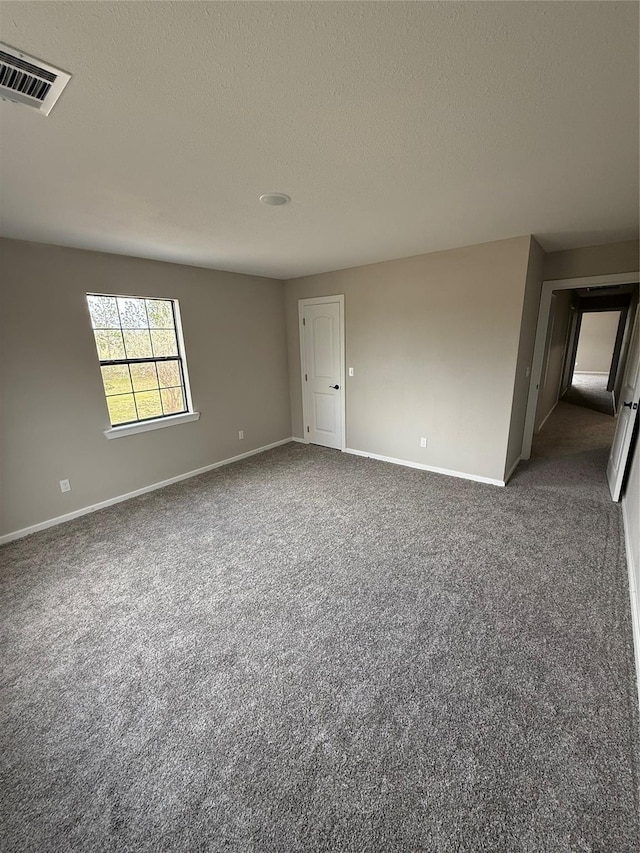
[0,1,638,279]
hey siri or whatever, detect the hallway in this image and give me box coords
[562,372,615,417]
[514,398,617,504]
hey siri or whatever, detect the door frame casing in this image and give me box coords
[560,299,580,398]
[298,294,346,451]
[521,271,640,460]
[608,307,630,400]
[607,303,640,501]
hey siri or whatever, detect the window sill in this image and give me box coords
[104,411,200,439]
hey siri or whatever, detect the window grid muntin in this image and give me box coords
[88,294,189,427]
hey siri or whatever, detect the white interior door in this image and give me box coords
[607,306,640,501]
[300,297,344,450]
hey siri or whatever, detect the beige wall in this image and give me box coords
[285,236,532,483]
[505,238,544,477]
[575,311,620,373]
[534,290,572,430]
[4,232,636,538]
[544,240,639,281]
[0,239,291,536]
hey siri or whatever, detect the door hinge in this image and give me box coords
[305,374,307,381]
[306,425,310,433]
[303,317,306,326]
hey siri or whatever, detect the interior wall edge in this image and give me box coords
[503,235,545,478]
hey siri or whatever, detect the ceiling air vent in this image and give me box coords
[0,43,70,115]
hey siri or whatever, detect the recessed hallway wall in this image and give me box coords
[575,311,621,374]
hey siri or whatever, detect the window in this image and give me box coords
[87,294,196,434]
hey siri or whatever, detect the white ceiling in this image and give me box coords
[0,1,638,279]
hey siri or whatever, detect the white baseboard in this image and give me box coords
[622,497,640,719]
[344,447,505,487]
[290,437,307,443]
[574,371,609,375]
[536,401,558,434]
[0,437,295,545]
[504,456,522,484]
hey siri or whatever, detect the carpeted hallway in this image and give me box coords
[562,372,615,417]
[1,407,639,852]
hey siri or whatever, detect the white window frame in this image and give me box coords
[85,293,200,439]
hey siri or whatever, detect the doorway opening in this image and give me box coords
[522,275,639,501]
[564,308,623,416]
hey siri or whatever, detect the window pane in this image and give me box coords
[107,394,137,425]
[122,330,153,359]
[161,386,186,415]
[101,364,132,396]
[146,299,174,329]
[117,297,148,329]
[150,329,178,357]
[88,295,120,329]
[157,360,181,388]
[94,330,125,361]
[129,362,159,392]
[87,291,191,428]
[135,390,163,420]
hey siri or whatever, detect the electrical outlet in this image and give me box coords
[348,367,354,377]
[420,437,427,448]
[59,479,71,493]
[238,430,244,440]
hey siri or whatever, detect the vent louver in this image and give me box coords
[0,43,70,115]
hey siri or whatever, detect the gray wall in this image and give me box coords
[285,236,532,483]
[0,239,291,536]
[534,290,572,431]
[4,233,636,537]
[575,311,620,373]
[504,238,544,478]
[544,240,639,281]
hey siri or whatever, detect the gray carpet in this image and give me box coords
[562,372,615,416]
[1,408,639,852]
[522,397,619,506]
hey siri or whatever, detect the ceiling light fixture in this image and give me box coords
[259,193,291,206]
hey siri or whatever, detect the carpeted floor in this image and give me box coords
[1,407,639,852]
[562,372,615,416]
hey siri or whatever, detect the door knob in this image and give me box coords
[330,384,339,390]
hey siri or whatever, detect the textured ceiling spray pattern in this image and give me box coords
[0,1,637,278]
